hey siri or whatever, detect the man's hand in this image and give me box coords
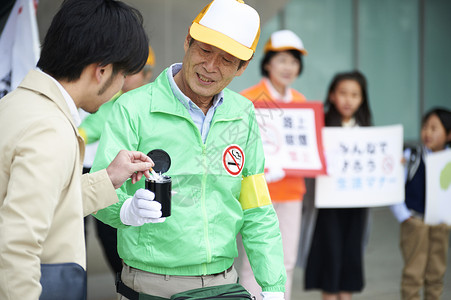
[106,150,154,189]
[261,292,285,300]
[120,189,166,226]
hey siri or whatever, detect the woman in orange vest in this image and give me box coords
[238,29,308,300]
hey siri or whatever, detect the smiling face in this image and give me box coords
[421,113,449,152]
[175,36,248,107]
[265,51,300,93]
[329,79,363,123]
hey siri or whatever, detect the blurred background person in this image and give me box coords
[390,108,451,300]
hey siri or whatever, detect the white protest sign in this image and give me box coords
[254,102,326,177]
[315,125,404,208]
[424,149,451,225]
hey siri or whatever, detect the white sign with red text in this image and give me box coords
[315,125,404,208]
[254,102,326,177]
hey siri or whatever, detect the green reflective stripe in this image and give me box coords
[239,173,271,210]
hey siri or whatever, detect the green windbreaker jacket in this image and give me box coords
[91,68,286,292]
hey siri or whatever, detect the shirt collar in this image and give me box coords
[342,117,357,127]
[166,63,224,112]
[38,69,81,126]
[263,77,292,102]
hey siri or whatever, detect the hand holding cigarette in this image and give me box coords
[106,150,154,189]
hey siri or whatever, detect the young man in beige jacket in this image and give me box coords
[0,1,157,299]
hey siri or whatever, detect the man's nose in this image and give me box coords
[203,54,221,72]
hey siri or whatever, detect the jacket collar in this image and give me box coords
[19,70,80,134]
[38,70,81,126]
[150,67,243,122]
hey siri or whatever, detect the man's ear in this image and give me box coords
[447,131,451,143]
[235,60,250,77]
[184,33,191,53]
[95,64,105,83]
[95,63,113,84]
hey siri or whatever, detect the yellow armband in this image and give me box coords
[239,173,272,210]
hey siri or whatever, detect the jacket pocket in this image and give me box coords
[40,263,86,300]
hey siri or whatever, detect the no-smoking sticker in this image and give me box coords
[222,144,245,177]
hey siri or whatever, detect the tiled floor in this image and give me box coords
[86,207,451,300]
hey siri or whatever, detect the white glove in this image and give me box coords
[261,292,285,300]
[264,167,286,183]
[120,188,166,226]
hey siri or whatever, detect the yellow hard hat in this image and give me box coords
[189,0,260,61]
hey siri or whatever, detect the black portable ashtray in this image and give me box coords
[146,149,172,217]
[146,175,171,217]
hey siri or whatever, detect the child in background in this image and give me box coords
[239,29,308,300]
[390,108,451,300]
[304,71,372,300]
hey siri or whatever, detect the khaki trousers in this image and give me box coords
[119,263,238,299]
[236,201,302,300]
[400,217,450,300]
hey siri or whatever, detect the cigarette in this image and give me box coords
[149,167,160,181]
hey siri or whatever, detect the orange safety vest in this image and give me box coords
[241,79,306,202]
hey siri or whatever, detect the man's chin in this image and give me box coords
[82,105,100,114]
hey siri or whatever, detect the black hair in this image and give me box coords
[260,49,303,78]
[37,0,149,81]
[422,107,451,134]
[324,70,373,127]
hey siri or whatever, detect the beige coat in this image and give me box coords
[0,70,118,299]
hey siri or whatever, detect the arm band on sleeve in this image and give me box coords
[239,173,272,210]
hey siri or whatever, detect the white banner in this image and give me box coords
[424,149,451,225]
[315,125,404,208]
[0,0,40,98]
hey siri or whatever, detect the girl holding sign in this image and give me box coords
[390,107,451,300]
[305,71,372,300]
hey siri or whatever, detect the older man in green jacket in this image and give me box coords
[92,0,286,299]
